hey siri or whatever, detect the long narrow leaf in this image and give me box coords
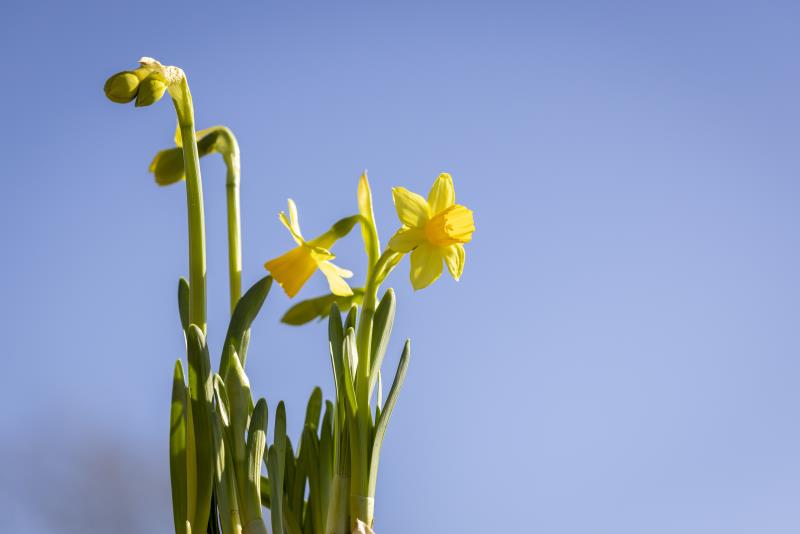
[187,325,215,531]
[368,289,395,398]
[304,387,323,432]
[244,398,268,524]
[341,330,359,417]
[211,394,241,534]
[220,275,272,377]
[302,427,323,534]
[367,340,411,498]
[269,402,288,534]
[170,360,188,534]
[178,278,191,336]
[259,476,271,509]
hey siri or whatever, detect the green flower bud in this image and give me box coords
[136,72,168,107]
[149,146,185,186]
[103,71,141,103]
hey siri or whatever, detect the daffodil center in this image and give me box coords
[424,204,475,246]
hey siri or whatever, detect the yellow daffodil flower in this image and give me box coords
[387,173,475,290]
[265,199,354,298]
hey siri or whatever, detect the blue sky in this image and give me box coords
[1,1,799,532]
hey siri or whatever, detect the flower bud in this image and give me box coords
[104,71,141,103]
[149,147,185,186]
[135,72,168,107]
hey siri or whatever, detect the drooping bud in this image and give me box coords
[149,146,185,186]
[103,71,141,103]
[136,72,168,107]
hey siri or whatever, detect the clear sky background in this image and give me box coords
[1,1,799,532]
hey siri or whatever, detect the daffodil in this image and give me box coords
[265,199,355,298]
[387,173,475,290]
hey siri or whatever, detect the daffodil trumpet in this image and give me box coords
[264,199,361,300]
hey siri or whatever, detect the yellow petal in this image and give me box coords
[443,243,465,280]
[409,242,443,290]
[264,246,317,297]
[318,261,354,296]
[427,173,455,214]
[279,198,305,245]
[387,226,425,253]
[392,187,430,228]
[287,199,302,235]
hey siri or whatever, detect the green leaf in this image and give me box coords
[282,499,304,534]
[344,305,358,332]
[368,289,396,398]
[259,476,271,509]
[187,325,215,531]
[281,289,364,326]
[220,275,272,378]
[213,375,231,428]
[341,329,359,417]
[169,359,188,534]
[211,391,240,534]
[244,398,268,523]
[301,427,323,534]
[178,278,190,335]
[328,305,345,426]
[304,387,323,433]
[318,401,334,530]
[225,350,254,465]
[269,402,288,534]
[368,339,411,499]
[286,436,304,516]
[267,447,285,534]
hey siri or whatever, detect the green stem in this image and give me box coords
[357,249,400,347]
[171,78,207,334]
[224,151,242,312]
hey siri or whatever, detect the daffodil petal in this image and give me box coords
[287,199,302,235]
[392,187,430,228]
[409,242,443,290]
[322,260,353,278]
[319,261,354,296]
[264,246,317,297]
[443,243,465,280]
[387,226,425,253]
[279,211,305,245]
[427,173,455,214]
